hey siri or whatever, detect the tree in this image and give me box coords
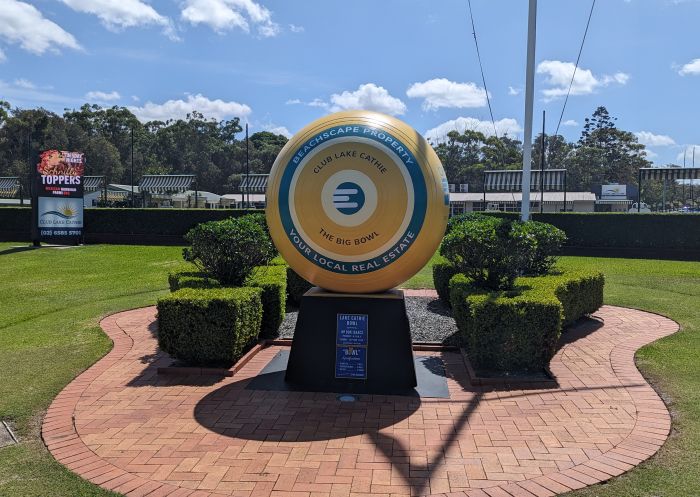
[568,107,651,190]
[531,134,574,171]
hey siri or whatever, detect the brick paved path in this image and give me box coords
[43,304,678,497]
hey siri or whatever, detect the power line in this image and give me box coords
[467,0,499,140]
[554,0,596,137]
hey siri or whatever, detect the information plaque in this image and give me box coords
[335,314,368,379]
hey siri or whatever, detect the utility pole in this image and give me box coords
[130,126,135,208]
[245,123,250,209]
[521,0,537,221]
[539,110,545,214]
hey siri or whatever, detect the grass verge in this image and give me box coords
[0,244,698,496]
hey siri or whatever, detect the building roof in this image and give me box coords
[139,174,195,193]
[108,184,140,194]
[240,174,268,192]
[449,191,595,202]
[484,169,567,192]
[640,167,700,181]
[221,193,267,203]
[0,177,20,198]
[83,176,104,192]
[172,190,221,202]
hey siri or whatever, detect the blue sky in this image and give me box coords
[1,0,699,167]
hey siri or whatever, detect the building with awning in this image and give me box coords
[138,175,197,207]
[449,191,595,214]
[139,174,196,193]
[83,176,105,192]
[240,174,268,193]
[171,190,221,208]
[484,169,567,192]
[0,177,20,198]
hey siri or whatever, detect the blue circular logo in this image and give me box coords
[333,182,365,215]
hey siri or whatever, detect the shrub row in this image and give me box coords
[449,269,604,372]
[2,208,699,252]
[286,266,313,305]
[432,256,458,305]
[0,207,258,243]
[168,263,287,339]
[157,287,262,366]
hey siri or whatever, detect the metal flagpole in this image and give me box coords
[521,0,538,221]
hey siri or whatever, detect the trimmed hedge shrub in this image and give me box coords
[245,265,287,339]
[432,256,458,305]
[168,264,287,338]
[511,221,567,275]
[450,274,562,372]
[157,287,262,365]
[183,216,275,285]
[449,269,604,372]
[529,271,605,326]
[168,264,221,291]
[287,266,313,305]
[441,215,535,290]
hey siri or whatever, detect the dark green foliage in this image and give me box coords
[449,274,562,372]
[246,212,273,244]
[183,215,274,285]
[286,266,313,306]
[543,271,604,326]
[3,208,700,254]
[245,265,287,338]
[441,216,535,290]
[168,263,287,338]
[168,265,221,291]
[511,221,567,275]
[449,270,604,372]
[445,211,488,236]
[432,256,458,304]
[156,287,262,365]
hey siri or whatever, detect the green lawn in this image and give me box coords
[0,243,698,496]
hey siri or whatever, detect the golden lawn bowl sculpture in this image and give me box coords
[266,110,449,294]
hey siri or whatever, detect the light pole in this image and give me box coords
[521,0,538,221]
[130,126,135,208]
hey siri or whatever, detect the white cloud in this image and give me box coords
[289,24,304,33]
[0,0,81,55]
[635,131,676,147]
[537,60,629,101]
[676,145,700,164]
[263,124,291,138]
[508,86,521,96]
[129,93,252,122]
[406,78,487,111]
[14,78,35,89]
[59,0,175,38]
[645,150,658,160]
[181,0,280,37]
[425,116,522,142]
[285,97,329,109]
[329,83,406,116]
[0,49,6,62]
[85,90,121,102]
[562,119,579,127]
[678,58,700,76]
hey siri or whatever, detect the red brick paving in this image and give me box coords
[42,304,678,497]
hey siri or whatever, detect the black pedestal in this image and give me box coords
[285,287,417,395]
